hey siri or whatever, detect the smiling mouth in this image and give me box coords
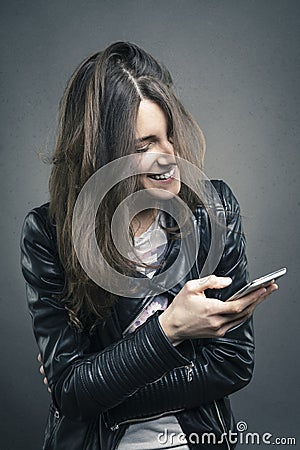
[147,167,176,180]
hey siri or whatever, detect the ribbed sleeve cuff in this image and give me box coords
[77,312,190,412]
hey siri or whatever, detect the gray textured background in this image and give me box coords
[1,1,299,449]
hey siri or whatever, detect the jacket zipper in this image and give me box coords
[194,212,202,279]
[214,400,230,450]
[110,356,195,432]
[185,360,194,382]
[122,293,158,337]
[110,407,185,431]
[185,339,196,382]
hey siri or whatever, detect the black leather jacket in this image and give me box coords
[20,180,254,450]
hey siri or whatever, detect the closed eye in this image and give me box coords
[135,141,154,153]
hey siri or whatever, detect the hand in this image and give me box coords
[159,275,278,345]
[37,353,51,393]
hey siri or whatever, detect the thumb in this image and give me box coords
[193,275,232,292]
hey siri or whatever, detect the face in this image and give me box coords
[135,100,181,200]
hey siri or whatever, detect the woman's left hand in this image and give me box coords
[37,353,51,393]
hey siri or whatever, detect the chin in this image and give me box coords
[148,187,180,200]
[140,178,181,200]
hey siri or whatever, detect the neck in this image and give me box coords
[131,208,159,238]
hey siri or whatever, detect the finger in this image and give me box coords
[221,287,269,314]
[37,353,42,363]
[39,365,45,375]
[265,283,278,294]
[48,387,52,393]
[252,283,279,306]
[248,283,278,308]
[215,306,252,328]
[216,284,279,330]
[248,282,278,299]
[43,377,48,386]
[188,275,232,293]
[226,283,279,317]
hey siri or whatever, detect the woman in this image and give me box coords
[20,41,278,450]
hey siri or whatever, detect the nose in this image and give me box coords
[155,138,175,166]
[135,138,176,173]
[160,138,174,154]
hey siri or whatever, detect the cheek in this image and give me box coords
[134,153,156,174]
[138,175,148,189]
[172,179,181,196]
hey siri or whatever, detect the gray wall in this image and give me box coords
[1,1,299,448]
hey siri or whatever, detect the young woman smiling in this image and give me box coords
[20,41,277,450]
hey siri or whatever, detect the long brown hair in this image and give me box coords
[48,41,206,329]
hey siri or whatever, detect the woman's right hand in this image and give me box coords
[159,275,278,346]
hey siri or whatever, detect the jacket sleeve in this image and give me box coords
[20,208,191,422]
[104,180,255,427]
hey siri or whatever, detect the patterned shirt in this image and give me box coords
[126,212,169,334]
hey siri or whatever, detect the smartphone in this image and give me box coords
[226,267,287,301]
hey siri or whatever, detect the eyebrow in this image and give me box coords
[134,135,156,144]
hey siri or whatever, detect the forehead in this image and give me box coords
[136,100,168,138]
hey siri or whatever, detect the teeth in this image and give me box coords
[149,167,175,180]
